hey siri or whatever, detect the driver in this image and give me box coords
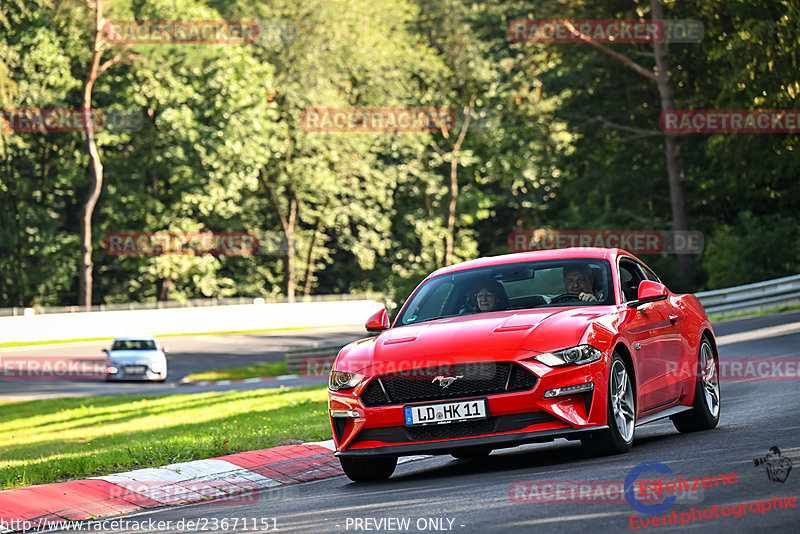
[563,264,603,302]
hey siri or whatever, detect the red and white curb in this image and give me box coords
[0,440,340,533]
[178,375,313,387]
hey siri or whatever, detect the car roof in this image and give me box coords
[112,336,158,342]
[428,247,631,278]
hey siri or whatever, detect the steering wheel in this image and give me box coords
[550,292,582,303]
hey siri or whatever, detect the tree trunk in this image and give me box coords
[302,197,330,296]
[650,0,692,290]
[444,153,459,267]
[157,276,172,301]
[79,0,105,310]
[285,190,297,302]
[443,95,475,266]
[563,6,693,290]
[260,168,298,302]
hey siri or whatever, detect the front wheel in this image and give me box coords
[339,456,397,482]
[672,337,720,433]
[582,353,635,456]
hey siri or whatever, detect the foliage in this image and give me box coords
[1,0,798,308]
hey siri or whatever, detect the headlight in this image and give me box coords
[534,345,603,367]
[328,371,364,391]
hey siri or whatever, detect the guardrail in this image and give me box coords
[696,274,800,316]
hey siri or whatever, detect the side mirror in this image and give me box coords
[365,309,390,333]
[102,348,109,354]
[627,280,668,308]
[162,347,169,354]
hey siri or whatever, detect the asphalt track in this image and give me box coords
[37,309,800,534]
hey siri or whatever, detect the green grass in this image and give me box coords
[708,303,800,322]
[184,361,289,382]
[0,336,116,348]
[0,385,330,490]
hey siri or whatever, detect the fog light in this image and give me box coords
[544,382,594,398]
[330,409,360,418]
[107,366,118,374]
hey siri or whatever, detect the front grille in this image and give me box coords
[352,411,560,444]
[359,362,536,407]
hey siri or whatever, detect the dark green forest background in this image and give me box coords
[1,0,798,308]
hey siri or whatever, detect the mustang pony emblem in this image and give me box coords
[432,375,464,388]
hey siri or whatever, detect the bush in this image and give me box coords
[701,212,800,290]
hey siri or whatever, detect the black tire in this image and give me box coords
[339,456,397,482]
[450,446,492,459]
[582,353,635,456]
[672,337,720,433]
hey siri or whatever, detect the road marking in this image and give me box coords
[716,321,800,345]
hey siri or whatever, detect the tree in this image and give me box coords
[79,0,140,308]
[549,1,692,289]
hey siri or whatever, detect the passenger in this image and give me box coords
[472,280,509,312]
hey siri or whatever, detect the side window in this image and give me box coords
[639,262,661,283]
[619,259,646,302]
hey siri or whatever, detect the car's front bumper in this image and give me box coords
[106,364,166,381]
[335,423,608,457]
[329,357,609,455]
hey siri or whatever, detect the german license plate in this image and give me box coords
[124,365,147,375]
[404,398,487,426]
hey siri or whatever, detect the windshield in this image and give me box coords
[111,339,157,351]
[396,259,614,327]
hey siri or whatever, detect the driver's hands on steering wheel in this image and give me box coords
[578,292,598,302]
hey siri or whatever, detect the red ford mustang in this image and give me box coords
[328,248,720,481]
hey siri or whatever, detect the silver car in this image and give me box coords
[104,336,168,381]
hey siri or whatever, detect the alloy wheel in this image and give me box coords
[610,359,635,442]
[700,341,720,418]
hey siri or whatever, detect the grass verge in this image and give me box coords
[0,385,329,490]
[708,303,800,322]
[184,361,290,382]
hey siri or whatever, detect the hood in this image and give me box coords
[107,350,162,364]
[336,306,610,374]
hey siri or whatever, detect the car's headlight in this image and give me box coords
[534,345,603,367]
[328,371,365,391]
